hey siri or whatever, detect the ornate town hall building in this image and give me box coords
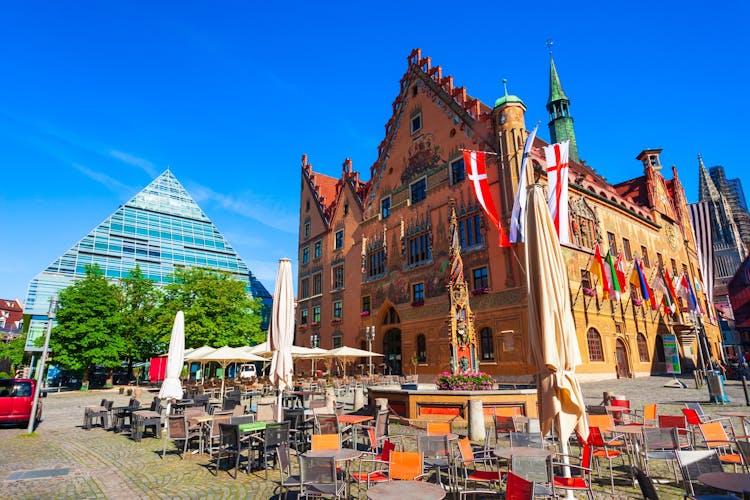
[295,49,722,380]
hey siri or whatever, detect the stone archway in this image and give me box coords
[615,338,631,378]
[383,328,402,375]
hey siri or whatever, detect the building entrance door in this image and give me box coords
[383,328,402,375]
[615,339,631,378]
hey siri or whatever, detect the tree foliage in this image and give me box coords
[120,265,163,361]
[49,265,125,380]
[0,333,28,370]
[155,268,264,348]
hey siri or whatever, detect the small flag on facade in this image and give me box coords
[589,242,609,300]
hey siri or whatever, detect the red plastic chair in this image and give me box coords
[658,414,692,449]
[506,471,534,500]
[552,443,594,499]
[587,426,626,494]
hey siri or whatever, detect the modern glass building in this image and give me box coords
[24,170,271,351]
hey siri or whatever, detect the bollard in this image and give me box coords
[353,386,365,411]
[468,399,486,442]
[742,375,750,407]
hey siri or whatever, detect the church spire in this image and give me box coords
[698,153,721,202]
[546,53,579,163]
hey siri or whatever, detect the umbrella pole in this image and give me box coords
[277,391,283,423]
[556,413,575,500]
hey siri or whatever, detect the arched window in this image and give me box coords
[480,327,494,361]
[637,333,650,362]
[586,328,604,362]
[384,307,400,325]
[655,335,666,363]
[416,334,426,363]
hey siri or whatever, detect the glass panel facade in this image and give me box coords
[24,170,271,351]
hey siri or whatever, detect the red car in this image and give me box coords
[0,378,41,427]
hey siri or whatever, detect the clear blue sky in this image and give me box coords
[1,1,747,302]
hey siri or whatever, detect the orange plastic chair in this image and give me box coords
[311,433,340,451]
[640,404,658,426]
[698,422,743,468]
[427,422,451,435]
[388,451,425,480]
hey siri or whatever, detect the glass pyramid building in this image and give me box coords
[24,170,271,351]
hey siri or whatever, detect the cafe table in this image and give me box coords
[338,414,374,448]
[366,480,446,499]
[698,471,750,493]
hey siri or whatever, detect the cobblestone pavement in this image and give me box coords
[1,376,748,499]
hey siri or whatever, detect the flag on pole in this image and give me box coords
[630,258,655,309]
[605,250,621,300]
[664,269,680,311]
[615,253,628,294]
[651,271,676,314]
[678,274,700,313]
[510,124,538,243]
[589,242,609,300]
[464,150,510,247]
[543,140,571,245]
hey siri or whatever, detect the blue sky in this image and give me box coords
[1,1,747,302]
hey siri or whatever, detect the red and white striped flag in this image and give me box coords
[464,150,510,247]
[543,140,571,245]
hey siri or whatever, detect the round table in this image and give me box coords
[698,472,750,493]
[494,447,551,458]
[366,480,446,499]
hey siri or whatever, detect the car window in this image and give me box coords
[0,380,31,397]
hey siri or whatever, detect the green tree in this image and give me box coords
[49,264,125,383]
[120,265,163,363]
[156,268,264,348]
[0,333,28,371]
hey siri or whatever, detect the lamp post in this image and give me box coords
[310,333,320,376]
[365,326,375,376]
[27,296,57,434]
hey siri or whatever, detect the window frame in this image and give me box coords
[586,328,604,362]
[623,238,632,261]
[410,177,427,204]
[313,240,322,260]
[607,232,618,255]
[380,197,391,220]
[300,308,308,325]
[334,230,344,250]
[407,231,431,267]
[637,333,650,362]
[367,249,386,278]
[412,282,425,304]
[450,157,465,185]
[472,266,489,291]
[312,272,322,296]
[312,305,321,324]
[459,213,483,250]
[416,334,427,363]
[332,300,343,319]
[300,278,310,299]
[302,246,310,265]
[410,112,422,134]
[641,246,650,268]
[480,327,495,361]
[332,265,344,290]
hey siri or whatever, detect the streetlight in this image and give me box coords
[27,296,57,434]
[310,333,320,376]
[365,326,376,376]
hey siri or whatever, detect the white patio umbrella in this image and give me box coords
[184,345,216,381]
[158,311,186,406]
[194,346,264,395]
[246,341,319,358]
[525,183,588,494]
[269,258,295,422]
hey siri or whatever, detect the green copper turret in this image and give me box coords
[546,55,579,163]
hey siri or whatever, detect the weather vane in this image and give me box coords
[546,39,554,54]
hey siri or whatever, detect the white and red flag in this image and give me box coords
[464,150,510,247]
[543,140,571,245]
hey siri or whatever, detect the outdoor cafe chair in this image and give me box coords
[315,413,351,447]
[508,431,545,448]
[456,437,502,491]
[299,455,345,499]
[550,443,594,500]
[698,421,744,470]
[493,415,519,446]
[511,454,553,497]
[640,426,680,483]
[418,433,454,490]
[214,422,245,479]
[633,466,660,500]
[675,449,727,497]
[504,470,534,500]
[586,426,626,493]
[427,421,452,435]
[204,413,231,456]
[162,414,201,460]
[83,399,113,430]
[388,450,429,481]
[275,442,301,499]
[284,408,311,453]
[311,433,340,451]
[659,414,692,449]
[252,421,290,480]
[349,440,396,495]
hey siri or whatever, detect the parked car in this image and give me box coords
[0,378,41,427]
[238,364,257,380]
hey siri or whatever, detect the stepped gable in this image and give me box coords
[302,154,339,227]
[367,48,494,208]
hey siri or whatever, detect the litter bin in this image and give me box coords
[707,371,730,403]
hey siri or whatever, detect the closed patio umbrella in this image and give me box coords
[269,258,295,422]
[525,183,588,445]
[158,311,186,404]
